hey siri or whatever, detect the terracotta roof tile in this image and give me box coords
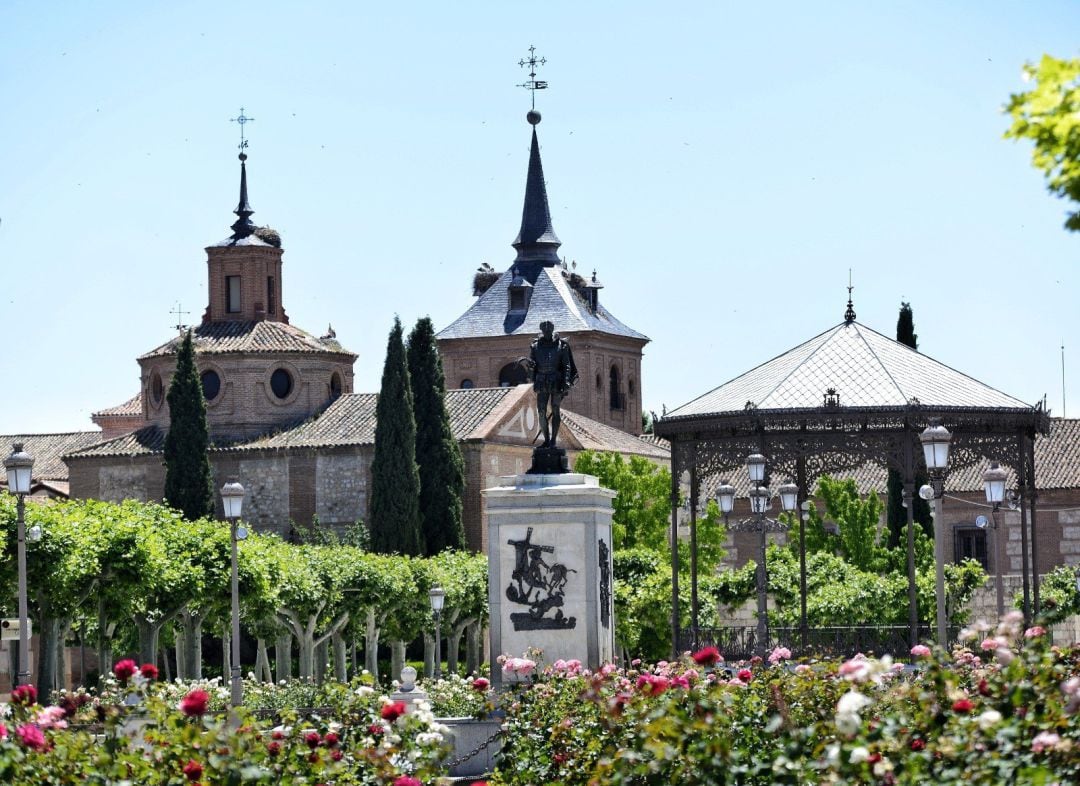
[561,412,670,460]
[93,393,143,418]
[0,432,106,480]
[140,321,355,360]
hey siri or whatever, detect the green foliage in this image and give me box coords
[573,451,672,552]
[813,476,885,571]
[369,317,423,555]
[162,330,213,521]
[1005,54,1080,231]
[1018,564,1080,625]
[407,316,466,555]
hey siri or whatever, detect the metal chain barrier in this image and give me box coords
[443,725,504,769]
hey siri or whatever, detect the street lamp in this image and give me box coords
[429,586,445,680]
[919,421,952,647]
[983,463,1009,618]
[716,482,735,516]
[4,444,34,686]
[220,479,245,708]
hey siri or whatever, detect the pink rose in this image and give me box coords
[112,659,138,682]
[1031,731,1061,753]
[16,723,46,751]
[179,689,210,717]
[910,644,931,658]
[1024,626,1047,638]
[472,677,490,691]
[692,646,722,666]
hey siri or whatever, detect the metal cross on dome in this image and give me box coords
[517,46,548,110]
[170,302,190,334]
[230,107,254,151]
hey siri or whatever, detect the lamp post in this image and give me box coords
[4,444,34,686]
[429,586,445,680]
[720,455,797,657]
[919,422,952,646]
[220,479,246,708]
[983,463,1008,618]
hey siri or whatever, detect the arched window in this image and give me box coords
[460,378,475,389]
[498,362,529,387]
[609,365,623,410]
[330,372,343,401]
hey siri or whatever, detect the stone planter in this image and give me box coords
[437,716,503,779]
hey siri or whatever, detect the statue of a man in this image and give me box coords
[524,321,578,448]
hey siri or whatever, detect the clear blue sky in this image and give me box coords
[2,1,1078,435]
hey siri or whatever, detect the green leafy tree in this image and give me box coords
[573,451,672,552]
[1005,54,1080,231]
[885,302,932,546]
[163,330,213,521]
[406,317,466,555]
[369,317,423,555]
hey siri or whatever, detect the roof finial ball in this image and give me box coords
[527,109,542,126]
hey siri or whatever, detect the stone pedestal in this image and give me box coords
[484,473,615,687]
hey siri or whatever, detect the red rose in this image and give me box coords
[331,749,343,762]
[305,731,321,749]
[393,777,422,786]
[692,646,722,666]
[737,669,753,682]
[272,729,286,740]
[140,663,159,681]
[113,659,138,682]
[182,760,203,782]
[368,723,384,736]
[910,738,925,751]
[381,701,407,722]
[472,677,491,691]
[180,689,210,717]
[867,752,882,765]
[267,741,281,757]
[11,685,37,706]
[952,698,974,713]
[323,731,339,747]
[308,751,320,764]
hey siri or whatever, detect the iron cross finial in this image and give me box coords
[230,107,255,152]
[844,269,856,323]
[170,302,190,334]
[517,45,548,110]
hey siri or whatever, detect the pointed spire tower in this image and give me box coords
[436,49,650,436]
[230,152,256,239]
[512,111,561,265]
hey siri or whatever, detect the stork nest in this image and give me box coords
[254,226,282,248]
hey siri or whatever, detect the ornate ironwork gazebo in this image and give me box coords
[655,303,1049,655]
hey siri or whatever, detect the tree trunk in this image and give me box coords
[364,609,380,681]
[315,639,327,684]
[275,632,293,682]
[135,618,161,666]
[180,609,203,680]
[96,595,113,679]
[161,642,172,682]
[57,617,73,693]
[331,632,348,682]
[255,638,271,683]
[465,622,480,675]
[297,631,315,681]
[390,640,405,685]
[174,625,186,680]
[35,616,61,700]
[447,621,470,675]
[422,632,435,678]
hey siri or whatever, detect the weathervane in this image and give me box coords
[170,302,190,334]
[230,107,254,153]
[838,266,855,321]
[517,46,548,110]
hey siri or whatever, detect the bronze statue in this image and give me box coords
[523,320,578,449]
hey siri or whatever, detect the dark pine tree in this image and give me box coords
[369,317,423,555]
[163,330,214,520]
[886,302,933,547]
[407,317,466,555]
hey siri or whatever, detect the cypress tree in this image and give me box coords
[886,302,932,547]
[407,317,466,555]
[369,317,423,555]
[163,330,214,520]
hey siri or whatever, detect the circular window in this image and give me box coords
[151,373,164,406]
[201,370,221,401]
[330,372,343,401]
[271,368,293,399]
[460,378,475,389]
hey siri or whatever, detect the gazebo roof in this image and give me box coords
[667,320,1031,420]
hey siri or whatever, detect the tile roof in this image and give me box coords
[140,321,355,360]
[93,393,143,418]
[0,432,106,480]
[436,266,648,342]
[668,320,1032,418]
[64,426,165,459]
[561,412,670,460]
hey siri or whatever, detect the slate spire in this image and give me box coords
[230,153,256,239]
[512,112,561,264]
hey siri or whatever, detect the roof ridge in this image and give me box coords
[850,322,908,402]
[757,323,846,406]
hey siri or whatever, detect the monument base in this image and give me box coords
[483,473,615,687]
[527,446,569,474]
